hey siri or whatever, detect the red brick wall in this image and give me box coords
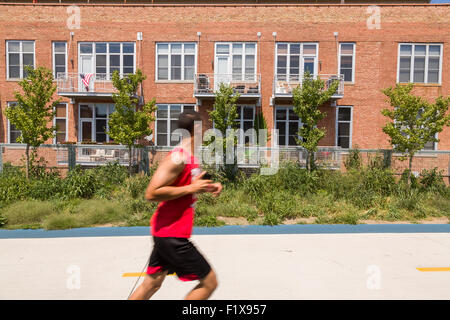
[0,3,449,150]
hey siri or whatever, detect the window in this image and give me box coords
[398,44,442,84]
[339,43,355,82]
[6,41,35,79]
[78,103,115,143]
[234,106,255,145]
[156,43,196,81]
[7,102,21,143]
[215,42,257,81]
[53,42,67,79]
[275,107,302,146]
[54,103,68,144]
[423,136,437,151]
[79,42,135,80]
[275,43,318,81]
[336,107,352,149]
[418,108,437,151]
[156,104,195,146]
[393,108,437,151]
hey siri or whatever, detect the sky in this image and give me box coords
[430,0,450,3]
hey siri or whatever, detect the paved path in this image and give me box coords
[1,225,449,300]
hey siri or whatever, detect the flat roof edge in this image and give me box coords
[0,3,448,8]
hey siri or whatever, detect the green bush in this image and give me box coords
[0,211,7,227]
[69,199,127,225]
[241,162,320,200]
[60,167,100,199]
[0,174,29,202]
[42,213,82,230]
[419,168,446,194]
[194,214,225,227]
[344,147,362,170]
[261,212,281,226]
[2,200,56,226]
[348,168,396,209]
[95,162,129,186]
[26,176,63,201]
[124,174,151,199]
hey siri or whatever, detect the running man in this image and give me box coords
[129,110,222,300]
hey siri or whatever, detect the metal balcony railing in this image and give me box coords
[56,73,117,96]
[194,73,261,96]
[273,74,344,98]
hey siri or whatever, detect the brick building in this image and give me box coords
[0,0,449,161]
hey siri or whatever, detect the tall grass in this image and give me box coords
[0,160,448,229]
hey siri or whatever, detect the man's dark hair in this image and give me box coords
[177,110,202,134]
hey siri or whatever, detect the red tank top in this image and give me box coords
[150,147,200,238]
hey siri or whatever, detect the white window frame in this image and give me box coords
[53,103,68,144]
[274,42,319,81]
[6,102,21,144]
[335,106,353,149]
[155,104,197,146]
[52,41,68,79]
[214,42,258,82]
[155,43,197,82]
[397,43,443,85]
[78,42,136,80]
[78,103,115,143]
[6,40,35,80]
[274,106,303,147]
[422,133,438,151]
[338,43,356,83]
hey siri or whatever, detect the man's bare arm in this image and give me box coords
[145,151,212,202]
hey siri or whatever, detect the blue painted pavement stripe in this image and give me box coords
[0,224,449,239]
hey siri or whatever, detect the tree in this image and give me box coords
[107,69,157,176]
[206,83,240,178]
[381,83,450,184]
[5,65,60,179]
[292,72,340,171]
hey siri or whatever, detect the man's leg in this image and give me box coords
[128,271,168,300]
[184,269,218,300]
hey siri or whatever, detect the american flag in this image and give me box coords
[80,73,93,90]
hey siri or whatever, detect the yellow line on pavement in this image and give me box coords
[122,272,176,277]
[417,267,450,272]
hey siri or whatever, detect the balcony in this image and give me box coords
[194,73,261,99]
[273,74,344,101]
[56,73,116,98]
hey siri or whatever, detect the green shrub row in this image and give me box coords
[0,160,448,229]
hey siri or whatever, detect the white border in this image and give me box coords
[52,41,68,79]
[274,42,319,79]
[6,40,35,80]
[78,42,136,81]
[155,42,197,82]
[53,102,69,144]
[214,42,258,86]
[396,43,443,85]
[338,43,356,84]
[155,104,197,146]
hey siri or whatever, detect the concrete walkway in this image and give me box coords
[0,225,449,299]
